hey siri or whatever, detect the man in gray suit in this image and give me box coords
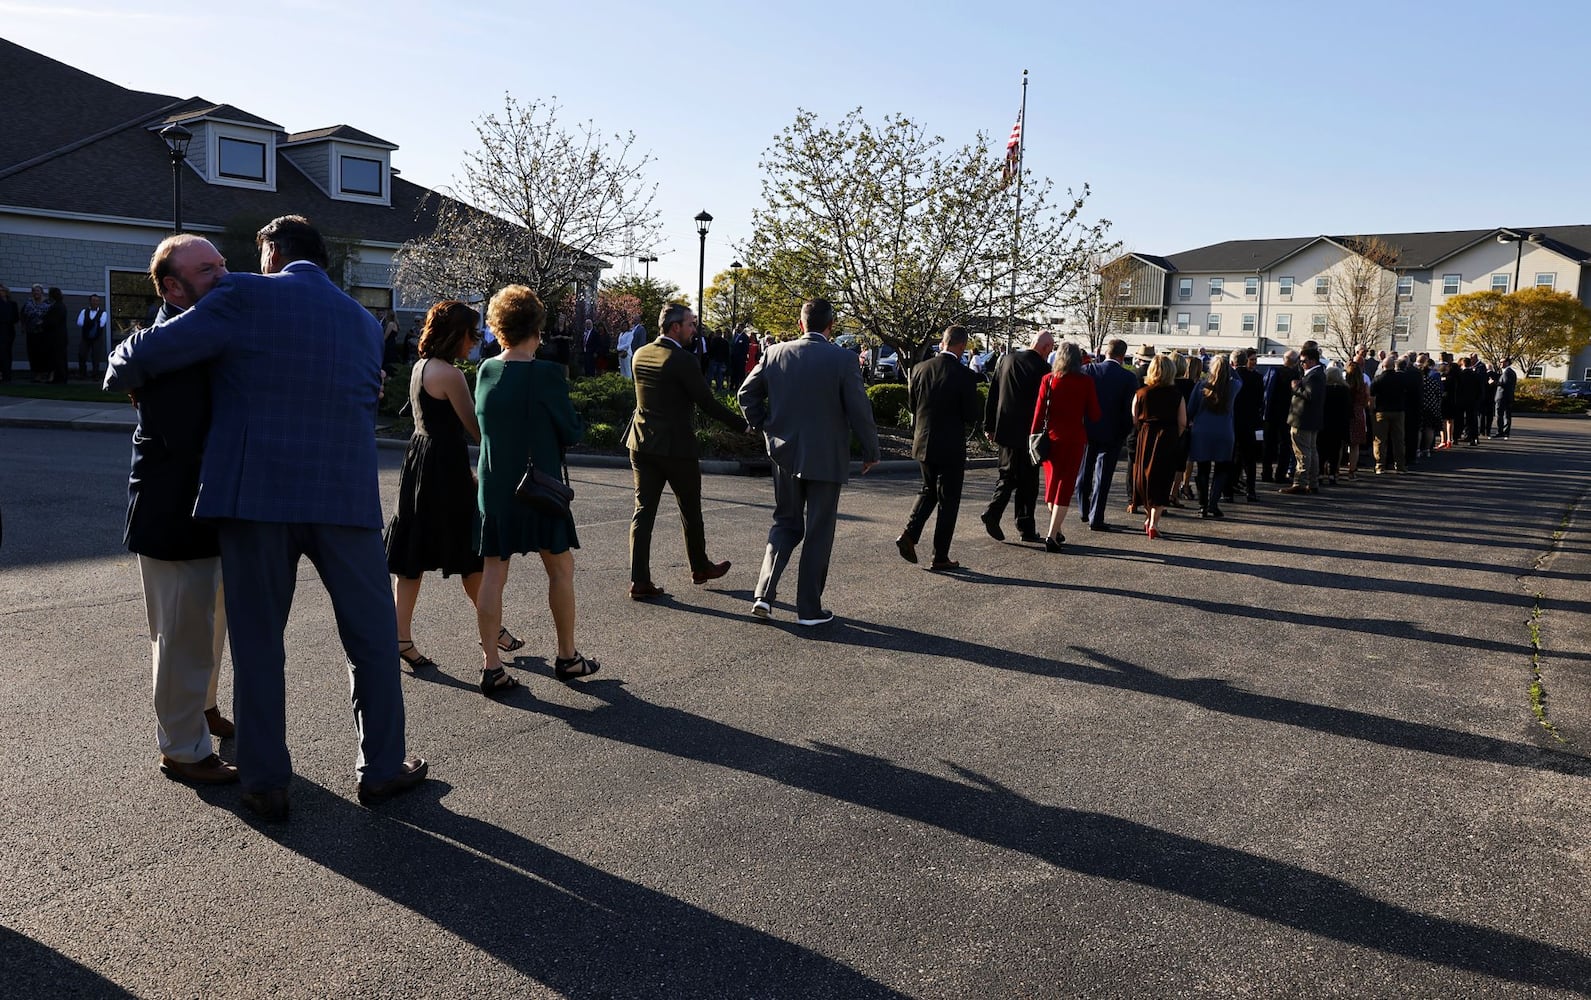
[738,299,880,626]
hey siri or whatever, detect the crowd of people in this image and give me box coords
[972,334,1521,553]
[0,282,111,384]
[102,214,1524,824]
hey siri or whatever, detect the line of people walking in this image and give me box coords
[106,216,1522,827]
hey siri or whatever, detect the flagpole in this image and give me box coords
[1007,69,1027,352]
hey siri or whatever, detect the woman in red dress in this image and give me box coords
[1031,341,1101,552]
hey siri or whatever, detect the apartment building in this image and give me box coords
[1104,227,1591,379]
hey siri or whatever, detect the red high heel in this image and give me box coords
[1147,525,1162,540]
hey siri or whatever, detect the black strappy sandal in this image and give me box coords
[480,665,521,698]
[398,640,437,673]
[496,627,525,653]
[553,652,601,682]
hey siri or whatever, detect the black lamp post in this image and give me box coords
[159,123,193,234]
[639,254,657,283]
[729,260,742,330]
[1496,230,1543,293]
[694,210,713,319]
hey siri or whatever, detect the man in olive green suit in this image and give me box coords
[625,304,748,599]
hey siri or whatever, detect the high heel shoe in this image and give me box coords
[1044,533,1065,553]
[1147,526,1162,540]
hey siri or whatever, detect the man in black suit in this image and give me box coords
[625,304,747,600]
[1262,350,1299,482]
[980,329,1053,543]
[122,236,237,786]
[579,320,607,377]
[1075,338,1138,531]
[728,324,751,390]
[1231,349,1265,501]
[896,325,983,571]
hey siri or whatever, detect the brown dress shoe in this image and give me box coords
[629,582,666,600]
[205,707,235,739]
[241,788,289,822]
[691,560,731,584]
[160,753,239,786]
[895,535,917,564]
[928,558,961,572]
[357,756,429,807]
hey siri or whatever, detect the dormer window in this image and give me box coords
[340,155,383,196]
[218,136,267,182]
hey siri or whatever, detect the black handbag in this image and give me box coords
[514,457,573,517]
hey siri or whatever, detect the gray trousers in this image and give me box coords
[217,521,407,793]
[138,555,225,763]
[754,465,842,620]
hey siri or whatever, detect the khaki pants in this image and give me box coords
[138,555,226,762]
[1373,411,1406,472]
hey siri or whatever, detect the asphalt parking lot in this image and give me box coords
[2,418,1588,999]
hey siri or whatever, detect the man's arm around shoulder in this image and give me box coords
[104,277,245,392]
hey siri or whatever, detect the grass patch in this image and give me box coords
[0,381,124,403]
[1527,594,1565,742]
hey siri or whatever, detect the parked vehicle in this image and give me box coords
[1561,379,1591,400]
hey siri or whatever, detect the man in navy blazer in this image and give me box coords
[106,216,425,821]
[123,235,237,787]
[1075,338,1138,531]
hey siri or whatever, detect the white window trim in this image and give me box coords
[1241,313,1256,332]
[1314,277,1329,298]
[330,141,391,206]
[1491,274,1510,292]
[1175,312,1191,330]
[1177,278,1193,300]
[1310,314,1326,334]
[1209,278,1224,296]
[1206,313,1221,332]
[1275,313,1292,333]
[1244,278,1259,300]
[1535,273,1556,290]
[207,122,276,191]
[1278,276,1294,299]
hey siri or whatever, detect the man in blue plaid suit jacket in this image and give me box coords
[105,216,426,821]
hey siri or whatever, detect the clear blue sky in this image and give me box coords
[8,0,1590,295]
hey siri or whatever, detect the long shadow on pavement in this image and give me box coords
[0,924,139,998]
[267,780,909,1000]
[670,599,1591,778]
[528,680,1591,995]
[953,567,1591,664]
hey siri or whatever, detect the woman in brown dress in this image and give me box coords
[1131,354,1188,539]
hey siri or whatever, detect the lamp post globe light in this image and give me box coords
[729,260,742,330]
[694,210,713,320]
[159,123,193,234]
[1495,230,1544,293]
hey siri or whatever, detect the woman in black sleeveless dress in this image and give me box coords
[384,301,523,674]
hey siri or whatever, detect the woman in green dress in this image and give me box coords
[474,285,598,696]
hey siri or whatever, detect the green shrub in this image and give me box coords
[867,383,910,427]
[1515,378,1589,413]
[585,422,622,449]
[568,372,636,427]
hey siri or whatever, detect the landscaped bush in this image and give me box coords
[567,372,635,427]
[1515,378,1589,414]
[584,422,622,449]
[867,383,910,427]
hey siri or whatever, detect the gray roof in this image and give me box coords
[283,125,398,149]
[0,38,443,244]
[1140,227,1591,274]
[164,103,285,131]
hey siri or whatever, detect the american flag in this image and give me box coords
[1002,110,1022,188]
